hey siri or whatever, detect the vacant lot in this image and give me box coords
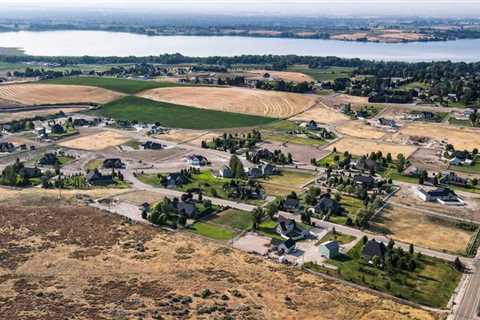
[336,121,386,139]
[139,86,317,118]
[0,195,438,319]
[0,107,87,123]
[328,137,417,158]
[207,209,254,231]
[370,205,476,255]
[400,123,480,150]
[259,169,315,196]
[91,96,277,130]
[290,102,349,124]
[0,84,123,105]
[248,69,315,83]
[59,131,130,151]
[43,76,183,94]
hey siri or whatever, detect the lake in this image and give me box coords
[1,30,480,62]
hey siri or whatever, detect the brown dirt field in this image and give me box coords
[139,86,317,118]
[157,129,210,143]
[249,70,315,83]
[328,137,417,158]
[290,103,350,124]
[336,121,386,139]
[0,107,87,123]
[0,186,127,202]
[370,204,474,255]
[58,131,130,151]
[0,195,438,320]
[0,84,123,105]
[400,123,480,150]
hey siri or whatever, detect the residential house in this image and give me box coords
[361,239,387,263]
[245,166,263,179]
[142,141,163,150]
[275,215,308,240]
[103,158,125,169]
[439,171,468,187]
[86,169,113,186]
[319,240,340,259]
[175,201,197,218]
[260,163,277,176]
[306,120,318,130]
[377,117,397,129]
[249,148,274,163]
[38,153,60,166]
[0,142,15,153]
[314,194,343,215]
[186,155,209,166]
[353,158,384,172]
[164,172,188,189]
[277,238,296,254]
[18,167,42,179]
[353,175,376,189]
[218,165,233,178]
[282,196,300,211]
[448,151,473,166]
[416,187,464,205]
[50,124,65,134]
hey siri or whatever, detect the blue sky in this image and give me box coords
[3,1,480,18]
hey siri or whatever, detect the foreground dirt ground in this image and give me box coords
[0,194,439,320]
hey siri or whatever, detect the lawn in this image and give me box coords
[399,81,430,91]
[317,231,356,245]
[450,159,480,174]
[448,117,473,127]
[89,96,277,130]
[175,170,230,198]
[189,222,238,241]
[257,219,284,240]
[42,76,183,94]
[287,65,354,82]
[263,132,327,146]
[85,159,103,171]
[209,209,253,231]
[316,152,351,168]
[305,241,462,308]
[259,170,315,196]
[57,156,76,166]
[137,173,163,187]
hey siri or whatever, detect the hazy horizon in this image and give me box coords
[2,1,480,19]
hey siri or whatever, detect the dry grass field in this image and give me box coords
[0,195,439,320]
[328,137,417,158]
[138,86,317,118]
[0,107,87,123]
[370,205,475,255]
[157,129,218,144]
[248,69,315,83]
[400,123,480,150]
[0,84,123,105]
[59,131,130,151]
[290,102,350,124]
[336,121,386,139]
[107,190,165,206]
[320,93,369,108]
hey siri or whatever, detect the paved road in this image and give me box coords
[453,260,480,320]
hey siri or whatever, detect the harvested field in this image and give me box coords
[370,204,475,255]
[400,123,480,150]
[328,137,417,158]
[248,69,314,83]
[0,84,123,105]
[0,194,439,320]
[58,131,130,151]
[336,121,386,139]
[290,103,349,124]
[0,107,86,123]
[0,97,24,109]
[139,86,317,118]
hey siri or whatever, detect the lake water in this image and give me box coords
[1,30,480,62]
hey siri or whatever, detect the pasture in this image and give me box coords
[138,86,317,118]
[91,96,277,129]
[0,83,123,105]
[43,76,183,94]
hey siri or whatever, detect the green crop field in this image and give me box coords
[287,65,354,81]
[42,76,183,94]
[90,96,277,129]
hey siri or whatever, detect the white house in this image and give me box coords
[415,187,464,206]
